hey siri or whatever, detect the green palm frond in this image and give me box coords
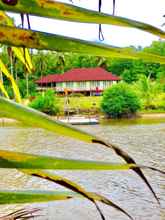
[0,0,164,39]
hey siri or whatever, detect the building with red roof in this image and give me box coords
[36,67,120,95]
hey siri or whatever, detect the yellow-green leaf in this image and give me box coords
[0,11,33,73]
[22,169,133,220]
[0,10,13,26]
[12,47,33,73]
[0,0,164,39]
[0,149,136,170]
[0,25,165,64]
[0,59,21,103]
[0,190,76,204]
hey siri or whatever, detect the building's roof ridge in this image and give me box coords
[36,67,120,84]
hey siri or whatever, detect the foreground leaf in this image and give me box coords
[22,169,133,220]
[0,97,97,142]
[0,25,165,64]
[0,149,163,173]
[0,11,13,26]
[0,190,76,204]
[0,208,41,220]
[0,11,33,73]
[0,59,21,103]
[0,190,132,220]
[0,149,136,170]
[0,97,160,203]
[12,47,33,73]
[0,0,164,39]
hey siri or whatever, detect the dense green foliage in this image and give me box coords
[29,90,59,115]
[0,40,165,87]
[101,82,141,118]
[18,79,36,98]
[4,79,36,99]
[132,75,165,110]
[0,40,165,114]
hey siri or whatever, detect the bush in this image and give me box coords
[122,69,139,84]
[101,82,141,118]
[29,89,59,115]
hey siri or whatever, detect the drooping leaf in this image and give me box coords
[0,0,164,39]
[3,189,129,220]
[22,169,133,220]
[0,59,21,102]
[0,97,160,203]
[0,25,165,64]
[12,47,33,73]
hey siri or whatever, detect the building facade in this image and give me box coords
[36,67,120,95]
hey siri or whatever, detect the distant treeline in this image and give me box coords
[0,40,165,98]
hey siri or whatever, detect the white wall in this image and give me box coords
[56,80,117,91]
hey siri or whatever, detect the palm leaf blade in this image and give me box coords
[0,59,21,103]
[0,190,76,204]
[0,25,165,64]
[0,11,33,73]
[22,169,133,220]
[0,0,164,39]
[0,149,136,170]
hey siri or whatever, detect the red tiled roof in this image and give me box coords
[36,67,120,84]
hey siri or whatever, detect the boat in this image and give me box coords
[58,116,99,125]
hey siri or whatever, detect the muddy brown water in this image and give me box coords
[0,118,164,220]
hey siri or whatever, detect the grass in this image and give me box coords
[57,96,102,115]
[57,95,165,116]
[26,94,165,116]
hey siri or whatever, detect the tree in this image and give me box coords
[29,89,59,115]
[106,59,133,76]
[101,82,141,118]
[122,69,139,83]
[144,40,165,56]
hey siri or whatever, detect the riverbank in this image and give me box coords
[1,112,165,125]
[141,113,165,118]
[0,118,19,125]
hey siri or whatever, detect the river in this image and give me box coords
[0,119,164,220]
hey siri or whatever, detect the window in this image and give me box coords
[80,82,86,89]
[103,81,112,89]
[66,82,74,88]
[77,81,86,89]
[90,81,100,88]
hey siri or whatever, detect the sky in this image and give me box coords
[10,0,165,47]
